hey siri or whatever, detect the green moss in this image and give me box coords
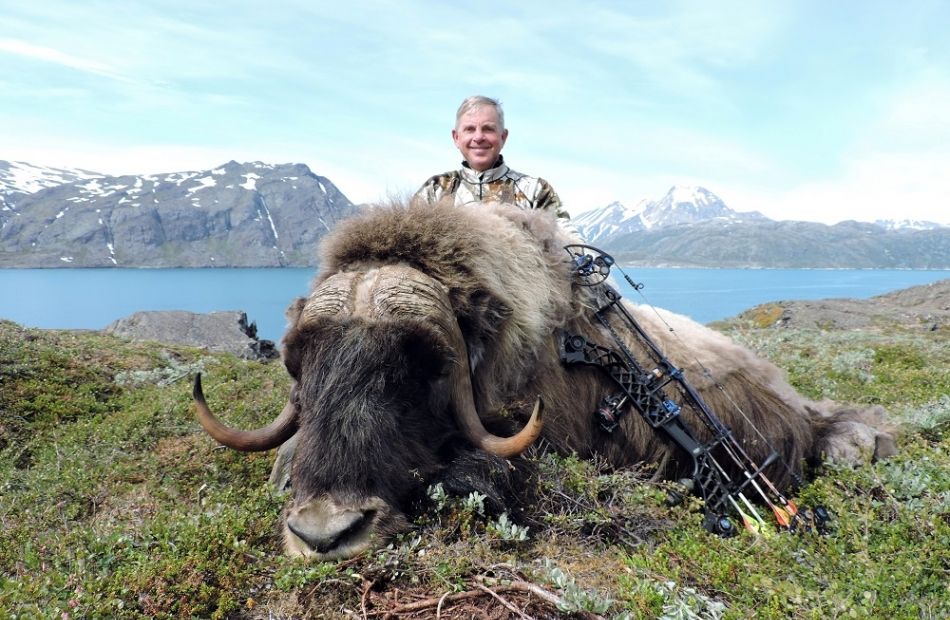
[744,303,785,328]
[728,326,949,409]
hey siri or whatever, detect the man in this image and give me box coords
[414,96,570,222]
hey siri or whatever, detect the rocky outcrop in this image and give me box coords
[104,310,278,360]
[730,279,950,330]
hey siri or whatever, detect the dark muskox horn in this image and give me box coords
[192,373,298,452]
[444,318,544,458]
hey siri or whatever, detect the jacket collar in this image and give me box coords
[460,155,509,184]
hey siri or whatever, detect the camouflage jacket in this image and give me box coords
[414,156,569,221]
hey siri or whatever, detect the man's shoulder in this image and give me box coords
[502,168,550,194]
[512,174,564,216]
[502,168,557,196]
[415,170,462,203]
[421,170,461,189]
[499,165,528,182]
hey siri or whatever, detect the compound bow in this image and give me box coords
[559,244,828,536]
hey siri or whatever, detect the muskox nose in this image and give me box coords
[284,496,385,559]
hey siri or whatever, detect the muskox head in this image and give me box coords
[194,264,543,559]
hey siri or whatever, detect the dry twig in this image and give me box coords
[473,582,534,619]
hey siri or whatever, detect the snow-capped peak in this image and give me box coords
[669,185,717,207]
[0,160,103,196]
[573,185,770,243]
[572,200,648,241]
[640,186,738,229]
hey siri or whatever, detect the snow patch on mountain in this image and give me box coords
[241,173,261,191]
[0,161,102,196]
[875,218,946,231]
[571,200,647,241]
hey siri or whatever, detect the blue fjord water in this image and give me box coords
[0,267,946,343]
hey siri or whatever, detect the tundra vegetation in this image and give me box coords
[0,306,948,618]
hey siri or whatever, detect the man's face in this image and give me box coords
[452,106,508,172]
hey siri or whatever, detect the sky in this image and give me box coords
[1,1,948,224]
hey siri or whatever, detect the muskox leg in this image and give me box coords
[269,433,298,491]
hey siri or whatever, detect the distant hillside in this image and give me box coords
[572,186,950,269]
[0,160,359,268]
[606,219,950,269]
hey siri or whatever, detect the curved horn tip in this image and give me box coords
[193,373,204,400]
[534,395,544,420]
[522,396,544,437]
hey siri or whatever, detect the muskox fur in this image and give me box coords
[266,199,894,556]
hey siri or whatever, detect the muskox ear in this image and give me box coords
[282,346,302,381]
[281,325,305,380]
[281,298,308,380]
[281,340,302,380]
[285,297,307,328]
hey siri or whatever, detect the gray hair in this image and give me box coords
[455,96,505,131]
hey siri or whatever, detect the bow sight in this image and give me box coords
[559,244,829,536]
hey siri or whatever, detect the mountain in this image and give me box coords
[0,160,359,267]
[604,219,950,269]
[3,164,947,269]
[572,185,949,268]
[573,186,768,244]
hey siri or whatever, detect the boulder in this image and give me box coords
[104,310,278,360]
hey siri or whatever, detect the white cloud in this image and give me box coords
[577,1,788,101]
[0,37,124,80]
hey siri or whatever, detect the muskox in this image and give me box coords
[194,200,895,559]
